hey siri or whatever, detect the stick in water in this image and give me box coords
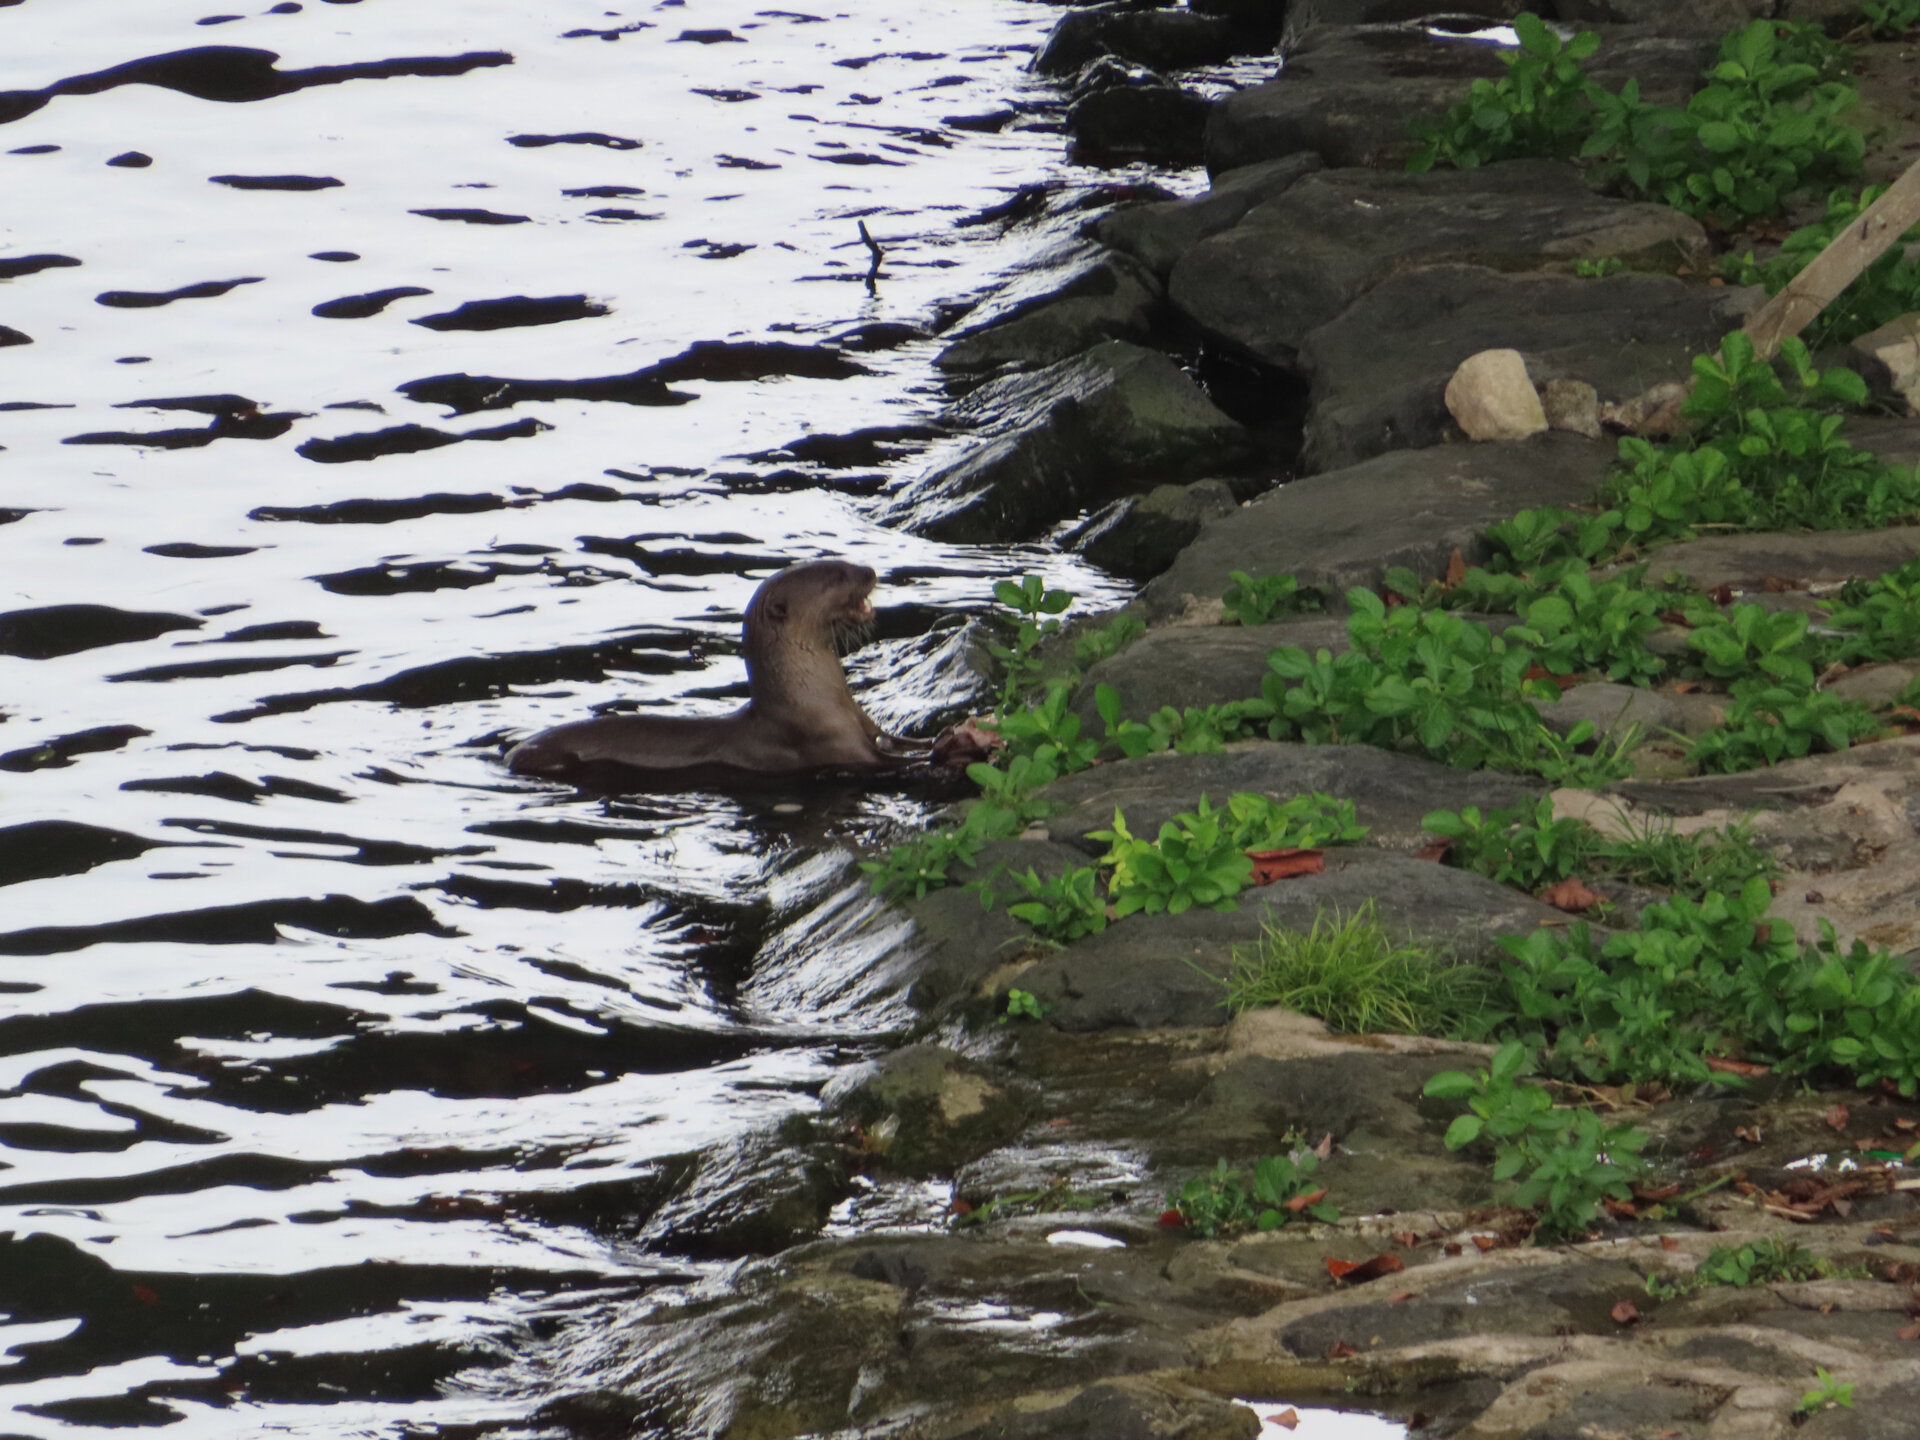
[858,220,884,291]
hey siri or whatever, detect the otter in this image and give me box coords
[507,560,927,784]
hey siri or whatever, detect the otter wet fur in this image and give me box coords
[507,560,925,784]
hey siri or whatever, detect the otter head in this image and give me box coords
[741,561,877,693]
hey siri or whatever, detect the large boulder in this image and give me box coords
[936,251,1162,373]
[1137,433,1616,623]
[1067,82,1211,168]
[1064,479,1238,580]
[893,341,1255,544]
[1169,161,1710,371]
[1204,25,1712,176]
[1033,4,1240,78]
[1093,153,1323,281]
[1298,265,1754,472]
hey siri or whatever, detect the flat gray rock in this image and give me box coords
[1169,161,1709,371]
[1018,849,1566,1031]
[1068,617,1349,729]
[1093,154,1323,281]
[1137,432,1615,623]
[1299,265,1756,473]
[1639,529,1920,592]
[1038,742,1542,853]
[1204,25,1711,176]
[892,341,1255,543]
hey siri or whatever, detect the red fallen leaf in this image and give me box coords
[1611,1299,1641,1325]
[1541,877,1605,912]
[1761,575,1802,593]
[1522,663,1581,692]
[1285,1186,1331,1213]
[1602,1196,1639,1219]
[1825,1104,1851,1133]
[1471,1235,1499,1252]
[1326,1257,1359,1280]
[1413,840,1452,863]
[1330,1253,1406,1286]
[947,1198,973,1217]
[1634,1183,1684,1203]
[1444,548,1466,588]
[1390,1291,1415,1304]
[131,1284,159,1306]
[1657,609,1690,625]
[1707,1057,1772,1078]
[1660,1236,1680,1251]
[1443,1241,1464,1257]
[1325,1340,1359,1359]
[1269,1409,1301,1432]
[1671,679,1702,694]
[1247,847,1326,884]
[1158,1209,1185,1228]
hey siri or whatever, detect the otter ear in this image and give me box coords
[766,598,789,624]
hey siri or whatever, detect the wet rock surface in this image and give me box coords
[895,340,1255,542]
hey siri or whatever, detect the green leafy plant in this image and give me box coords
[1687,678,1880,772]
[1424,1040,1650,1239]
[989,678,1100,772]
[1220,791,1368,851]
[1222,570,1320,627]
[1585,19,1863,226]
[1424,797,1599,892]
[986,574,1074,710]
[1072,611,1145,671]
[1090,798,1255,918]
[1170,1151,1336,1237]
[1094,684,1272,760]
[1796,1367,1855,1416]
[1000,866,1108,944]
[1505,566,1667,683]
[1686,602,1817,690]
[1487,880,1920,1096]
[1821,556,1920,665]
[1221,903,1492,1036]
[861,800,1023,900]
[1407,12,1603,172]
[1001,987,1047,1023]
[1866,0,1920,39]
[1573,256,1625,278]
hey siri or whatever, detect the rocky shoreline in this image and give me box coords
[554,5,1920,1437]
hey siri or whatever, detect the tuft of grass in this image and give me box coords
[1599,813,1777,898]
[1220,903,1493,1036]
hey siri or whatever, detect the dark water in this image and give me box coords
[0,1,1158,1431]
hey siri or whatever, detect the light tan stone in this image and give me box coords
[1444,348,1548,441]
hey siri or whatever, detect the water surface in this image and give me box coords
[0,1,1152,1430]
